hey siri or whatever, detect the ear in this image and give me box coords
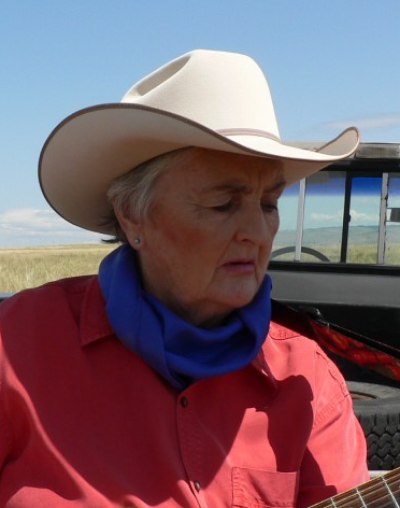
[114,207,143,250]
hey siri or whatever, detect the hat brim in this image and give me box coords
[39,103,359,235]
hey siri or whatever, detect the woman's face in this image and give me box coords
[118,149,285,327]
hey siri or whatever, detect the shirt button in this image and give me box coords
[180,396,188,407]
[194,481,201,492]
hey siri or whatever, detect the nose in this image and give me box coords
[235,204,276,246]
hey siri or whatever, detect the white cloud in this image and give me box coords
[1,208,67,232]
[349,209,379,224]
[0,208,105,246]
[310,210,343,223]
[325,113,400,131]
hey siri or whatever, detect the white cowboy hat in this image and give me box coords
[39,49,359,235]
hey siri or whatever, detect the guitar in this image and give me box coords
[310,469,400,508]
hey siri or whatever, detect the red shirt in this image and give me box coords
[0,276,368,508]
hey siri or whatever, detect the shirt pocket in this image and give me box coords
[232,467,298,508]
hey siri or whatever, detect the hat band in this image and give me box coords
[217,128,280,142]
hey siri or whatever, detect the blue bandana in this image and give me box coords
[99,245,272,390]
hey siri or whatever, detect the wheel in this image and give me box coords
[347,381,400,470]
[270,246,330,262]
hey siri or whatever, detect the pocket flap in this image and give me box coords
[232,467,298,508]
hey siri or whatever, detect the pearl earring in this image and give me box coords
[134,237,141,245]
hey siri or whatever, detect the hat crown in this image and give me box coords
[122,49,280,138]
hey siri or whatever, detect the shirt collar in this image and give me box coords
[77,276,277,391]
[79,276,115,347]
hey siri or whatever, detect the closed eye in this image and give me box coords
[212,200,278,213]
[212,201,235,212]
[261,201,278,213]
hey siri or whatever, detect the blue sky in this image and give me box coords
[1,0,400,247]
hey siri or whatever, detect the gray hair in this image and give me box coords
[104,147,195,242]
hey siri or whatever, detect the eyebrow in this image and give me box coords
[202,178,287,194]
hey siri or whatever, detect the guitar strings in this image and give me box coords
[309,472,400,508]
[333,475,400,508]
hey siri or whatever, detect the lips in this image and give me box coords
[222,259,256,273]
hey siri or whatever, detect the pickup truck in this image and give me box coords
[269,142,400,472]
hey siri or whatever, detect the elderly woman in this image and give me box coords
[0,49,368,507]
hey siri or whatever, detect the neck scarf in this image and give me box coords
[99,245,272,390]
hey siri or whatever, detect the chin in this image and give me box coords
[211,280,261,313]
[220,292,258,311]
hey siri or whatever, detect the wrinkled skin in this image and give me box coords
[115,148,285,327]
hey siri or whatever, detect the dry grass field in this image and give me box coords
[2,241,400,295]
[0,243,117,293]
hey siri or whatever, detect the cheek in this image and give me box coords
[157,228,219,295]
[173,229,223,272]
[268,213,280,240]
[150,220,213,273]
[164,224,203,253]
[158,212,219,252]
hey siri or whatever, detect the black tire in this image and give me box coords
[347,381,400,470]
